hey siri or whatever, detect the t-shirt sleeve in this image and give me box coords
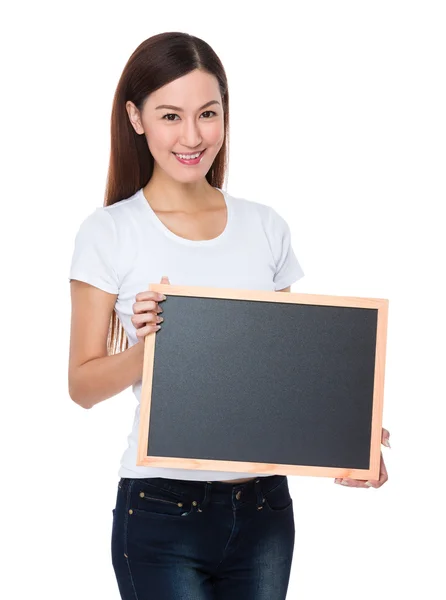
[269,207,305,290]
[68,208,120,294]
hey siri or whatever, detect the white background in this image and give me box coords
[1,1,445,598]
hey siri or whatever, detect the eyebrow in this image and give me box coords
[155,100,220,111]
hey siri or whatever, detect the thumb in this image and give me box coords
[382,427,391,448]
[160,275,171,285]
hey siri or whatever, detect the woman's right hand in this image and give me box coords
[131,276,170,340]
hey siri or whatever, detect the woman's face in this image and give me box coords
[127,69,224,183]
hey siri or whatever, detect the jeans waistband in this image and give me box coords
[118,474,286,511]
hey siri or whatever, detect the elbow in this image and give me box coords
[70,393,92,410]
[68,367,92,409]
[68,381,93,410]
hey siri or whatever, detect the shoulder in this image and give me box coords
[226,190,272,218]
[103,188,142,216]
[227,190,289,232]
[76,188,142,234]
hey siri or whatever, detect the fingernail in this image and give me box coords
[340,480,349,486]
[365,482,373,487]
[384,439,391,448]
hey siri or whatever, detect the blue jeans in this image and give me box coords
[111,475,295,599]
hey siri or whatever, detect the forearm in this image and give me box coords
[70,341,145,409]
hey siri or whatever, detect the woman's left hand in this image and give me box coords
[334,427,390,489]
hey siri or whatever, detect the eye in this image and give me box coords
[162,111,217,121]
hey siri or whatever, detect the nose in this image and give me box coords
[179,117,203,148]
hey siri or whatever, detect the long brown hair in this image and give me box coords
[103,32,230,355]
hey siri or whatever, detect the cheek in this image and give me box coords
[204,122,225,147]
[145,127,176,154]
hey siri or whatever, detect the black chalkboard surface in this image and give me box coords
[137,285,388,481]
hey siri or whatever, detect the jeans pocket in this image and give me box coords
[263,478,293,512]
[131,481,193,518]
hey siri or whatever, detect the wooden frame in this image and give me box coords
[137,284,389,481]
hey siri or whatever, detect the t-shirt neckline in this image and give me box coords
[138,187,232,247]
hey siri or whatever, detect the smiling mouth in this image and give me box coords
[172,150,206,159]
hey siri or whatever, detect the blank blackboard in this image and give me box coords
[137,285,388,481]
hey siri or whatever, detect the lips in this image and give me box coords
[173,150,206,158]
[172,149,206,165]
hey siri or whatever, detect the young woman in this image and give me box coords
[68,31,390,600]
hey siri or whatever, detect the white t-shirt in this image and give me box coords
[69,187,305,481]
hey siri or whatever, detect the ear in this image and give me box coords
[125,100,144,135]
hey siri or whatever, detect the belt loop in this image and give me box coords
[198,481,211,513]
[254,479,264,510]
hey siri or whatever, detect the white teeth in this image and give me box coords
[174,151,202,159]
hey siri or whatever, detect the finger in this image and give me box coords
[381,427,391,448]
[132,300,159,314]
[337,442,390,488]
[131,312,163,328]
[379,452,388,483]
[135,322,162,337]
[340,478,367,488]
[338,455,385,488]
[160,275,171,284]
[365,452,388,488]
[135,291,166,303]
